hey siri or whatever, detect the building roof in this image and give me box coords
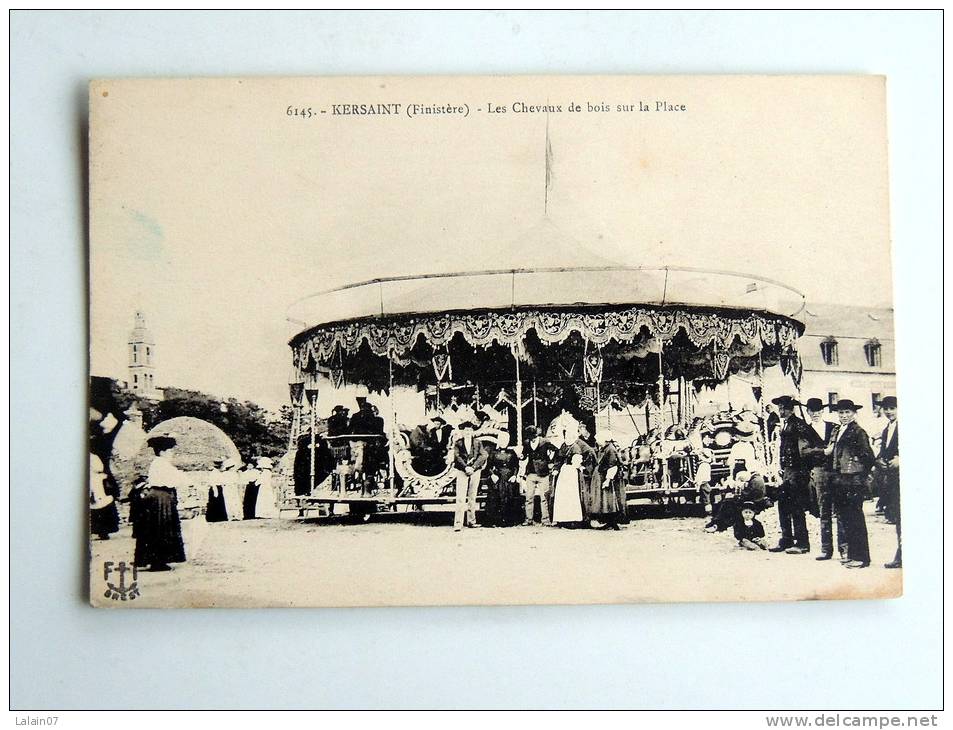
[800,303,894,340]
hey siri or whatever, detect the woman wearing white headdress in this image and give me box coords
[253,457,280,519]
[220,458,245,521]
[551,413,590,526]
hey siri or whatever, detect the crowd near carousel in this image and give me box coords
[90,258,902,575]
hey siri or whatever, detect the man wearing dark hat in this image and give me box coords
[348,398,383,435]
[409,416,449,476]
[824,399,876,568]
[326,405,350,437]
[519,425,557,526]
[452,421,488,530]
[875,396,901,568]
[803,397,845,560]
[769,396,817,554]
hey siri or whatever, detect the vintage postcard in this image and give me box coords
[88,75,900,607]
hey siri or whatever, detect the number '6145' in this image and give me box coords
[287,106,313,119]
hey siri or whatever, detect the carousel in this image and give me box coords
[276,248,806,517]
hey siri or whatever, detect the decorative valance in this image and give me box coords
[291,305,800,371]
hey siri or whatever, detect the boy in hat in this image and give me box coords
[824,399,875,568]
[875,396,901,568]
[768,395,817,554]
[733,501,767,550]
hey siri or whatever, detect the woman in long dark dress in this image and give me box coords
[483,431,523,527]
[132,436,186,571]
[588,431,627,530]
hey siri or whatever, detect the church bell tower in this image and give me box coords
[128,311,161,400]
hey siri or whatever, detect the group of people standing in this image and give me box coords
[451,417,627,533]
[766,394,901,569]
[91,431,283,573]
[204,456,279,522]
[293,398,389,497]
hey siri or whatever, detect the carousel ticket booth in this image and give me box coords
[278,265,805,517]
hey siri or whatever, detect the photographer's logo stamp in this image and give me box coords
[103,561,140,601]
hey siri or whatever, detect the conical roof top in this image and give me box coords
[287,219,804,331]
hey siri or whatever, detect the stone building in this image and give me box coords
[798,303,896,433]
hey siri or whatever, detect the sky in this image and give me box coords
[89,75,893,412]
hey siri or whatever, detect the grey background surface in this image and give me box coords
[10,10,942,709]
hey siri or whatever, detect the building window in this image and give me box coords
[146,346,151,363]
[828,392,839,407]
[133,373,139,386]
[864,339,882,367]
[133,345,138,364]
[820,338,839,366]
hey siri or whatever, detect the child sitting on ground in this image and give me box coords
[732,501,767,550]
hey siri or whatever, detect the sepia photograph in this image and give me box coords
[87,75,902,608]
[11,8,943,715]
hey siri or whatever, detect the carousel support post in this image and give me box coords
[596,383,601,426]
[657,343,669,490]
[308,395,317,494]
[675,376,685,423]
[387,350,396,500]
[287,404,298,452]
[513,346,523,445]
[289,408,296,451]
[757,351,771,470]
[303,373,321,496]
[532,379,538,428]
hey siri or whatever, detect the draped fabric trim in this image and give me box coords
[292,306,800,371]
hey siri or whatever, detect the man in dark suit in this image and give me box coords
[452,421,488,531]
[326,405,350,437]
[348,398,384,434]
[769,396,817,554]
[826,399,876,568]
[520,426,557,526]
[803,397,845,561]
[876,396,901,569]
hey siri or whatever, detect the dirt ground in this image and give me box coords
[90,501,902,608]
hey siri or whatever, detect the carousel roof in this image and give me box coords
[286,219,805,389]
[288,218,805,336]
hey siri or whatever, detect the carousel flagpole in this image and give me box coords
[544,109,553,215]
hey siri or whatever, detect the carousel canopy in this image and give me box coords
[288,219,804,333]
[287,220,805,389]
